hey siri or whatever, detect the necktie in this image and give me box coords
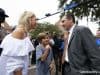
[62,31,69,64]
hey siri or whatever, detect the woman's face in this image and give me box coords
[29,15,37,30]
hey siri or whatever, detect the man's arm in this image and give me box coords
[80,27,100,70]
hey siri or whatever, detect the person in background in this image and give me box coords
[52,32,62,75]
[36,32,55,75]
[0,8,12,75]
[0,8,12,44]
[0,11,37,75]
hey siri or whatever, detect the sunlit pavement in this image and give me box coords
[28,65,61,75]
[28,65,36,75]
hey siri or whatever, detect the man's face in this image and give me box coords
[61,16,73,31]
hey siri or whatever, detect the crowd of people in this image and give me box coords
[0,8,100,75]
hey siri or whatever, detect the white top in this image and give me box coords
[0,34,34,56]
[65,25,76,62]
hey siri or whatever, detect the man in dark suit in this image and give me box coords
[61,13,100,75]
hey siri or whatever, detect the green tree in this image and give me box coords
[58,0,68,8]
[30,22,62,39]
[58,0,100,21]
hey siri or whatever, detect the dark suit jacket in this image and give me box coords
[68,26,100,74]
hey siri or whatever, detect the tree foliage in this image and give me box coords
[58,0,100,21]
[30,22,62,39]
[58,0,68,8]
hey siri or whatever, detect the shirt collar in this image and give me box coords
[69,24,76,33]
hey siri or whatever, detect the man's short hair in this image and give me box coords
[65,13,75,23]
[0,8,9,23]
[0,8,9,17]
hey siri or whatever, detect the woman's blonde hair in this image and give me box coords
[18,11,35,32]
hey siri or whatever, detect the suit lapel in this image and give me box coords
[68,26,76,48]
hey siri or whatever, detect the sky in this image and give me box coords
[0,0,60,25]
[0,0,99,35]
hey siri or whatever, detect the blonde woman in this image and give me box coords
[0,11,37,75]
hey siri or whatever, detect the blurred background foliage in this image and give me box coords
[30,22,62,39]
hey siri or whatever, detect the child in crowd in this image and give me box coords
[36,32,55,75]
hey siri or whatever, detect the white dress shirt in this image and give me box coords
[65,25,76,62]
